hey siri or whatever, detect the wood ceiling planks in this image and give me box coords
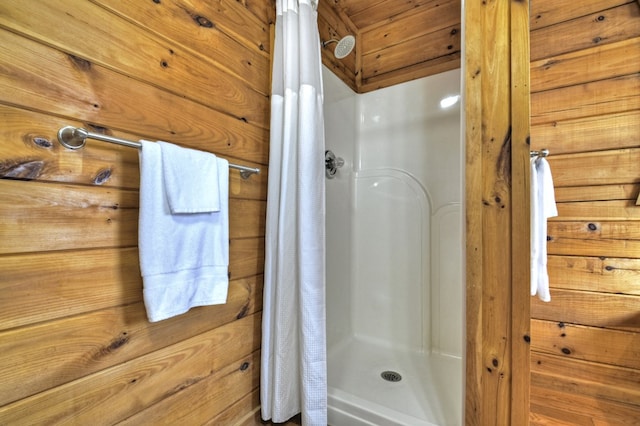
[319,0,461,92]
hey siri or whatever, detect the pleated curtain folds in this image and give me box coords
[261,0,327,425]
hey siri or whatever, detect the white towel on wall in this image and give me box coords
[530,157,558,302]
[138,140,229,322]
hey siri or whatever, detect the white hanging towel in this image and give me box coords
[138,140,229,322]
[530,156,558,302]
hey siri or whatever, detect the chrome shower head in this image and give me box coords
[323,35,355,59]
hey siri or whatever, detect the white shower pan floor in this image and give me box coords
[327,337,462,426]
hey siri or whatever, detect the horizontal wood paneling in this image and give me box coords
[555,184,637,202]
[530,385,640,425]
[530,38,640,92]
[548,255,640,295]
[0,180,139,254]
[0,104,268,196]
[553,200,640,221]
[361,25,460,81]
[119,350,260,425]
[531,319,640,370]
[531,111,640,155]
[547,253,640,296]
[548,220,640,240]
[359,53,460,94]
[531,74,640,126]
[530,0,640,422]
[0,0,270,124]
[530,0,632,30]
[93,0,272,58]
[0,277,262,406]
[0,243,264,330]
[0,28,269,165]
[0,248,142,329]
[206,388,261,426]
[0,314,261,424]
[0,180,266,254]
[360,1,460,55]
[531,289,640,332]
[531,352,640,406]
[349,0,440,29]
[548,149,640,187]
[530,2,640,61]
[0,0,271,422]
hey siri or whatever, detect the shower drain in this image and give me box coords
[380,370,402,382]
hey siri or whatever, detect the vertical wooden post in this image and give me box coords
[464,0,531,424]
[510,0,532,424]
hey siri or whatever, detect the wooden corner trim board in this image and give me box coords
[465,0,532,424]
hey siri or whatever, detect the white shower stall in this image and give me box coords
[323,66,464,425]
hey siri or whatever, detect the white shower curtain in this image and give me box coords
[261,0,327,425]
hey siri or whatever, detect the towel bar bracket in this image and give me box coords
[530,148,549,158]
[57,126,260,179]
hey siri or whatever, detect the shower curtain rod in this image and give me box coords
[57,126,261,179]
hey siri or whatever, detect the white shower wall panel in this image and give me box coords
[323,70,356,350]
[323,66,463,425]
[355,69,462,356]
[352,171,429,351]
[357,71,462,210]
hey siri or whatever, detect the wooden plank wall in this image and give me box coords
[0,0,272,423]
[529,0,640,423]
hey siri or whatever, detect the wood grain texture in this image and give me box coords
[478,0,514,422]
[554,184,637,202]
[93,0,272,55]
[361,26,460,81]
[531,319,640,370]
[205,388,260,426]
[547,220,640,256]
[0,1,271,126]
[0,28,269,165]
[548,149,640,187]
[510,1,532,423]
[0,242,264,330]
[531,111,640,155]
[531,74,640,126]
[119,350,261,425]
[0,180,266,254]
[463,0,485,422]
[464,0,531,423]
[548,255,640,295]
[530,2,640,61]
[360,0,460,56]
[0,0,270,421]
[530,0,632,30]
[318,0,461,93]
[0,314,261,424]
[553,200,640,221]
[530,38,640,92]
[531,352,640,406]
[0,277,262,406]
[530,385,640,424]
[532,289,640,331]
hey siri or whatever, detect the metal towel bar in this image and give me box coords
[57,126,260,179]
[530,148,549,158]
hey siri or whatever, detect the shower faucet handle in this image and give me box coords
[325,150,344,179]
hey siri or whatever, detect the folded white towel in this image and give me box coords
[158,141,220,214]
[138,141,229,322]
[530,157,558,302]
